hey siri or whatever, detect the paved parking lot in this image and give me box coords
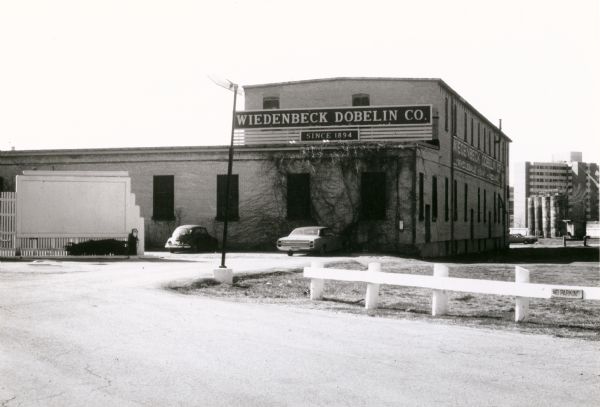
[1,253,599,406]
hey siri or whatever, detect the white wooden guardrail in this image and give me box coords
[304,261,600,322]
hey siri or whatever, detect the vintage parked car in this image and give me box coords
[508,233,538,244]
[165,225,218,253]
[65,239,128,256]
[276,226,343,256]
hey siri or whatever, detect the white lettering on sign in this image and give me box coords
[300,130,359,142]
[405,109,424,121]
[453,138,503,185]
[234,105,431,129]
[333,109,402,124]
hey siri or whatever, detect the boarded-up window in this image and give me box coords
[216,174,239,221]
[484,189,487,222]
[352,94,370,106]
[418,172,424,221]
[287,174,311,220]
[432,176,438,222]
[464,183,468,222]
[478,187,481,223]
[263,97,280,109]
[153,175,174,220]
[453,180,458,221]
[444,177,449,222]
[494,191,497,223]
[361,172,385,220]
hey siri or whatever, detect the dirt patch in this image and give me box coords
[169,256,600,341]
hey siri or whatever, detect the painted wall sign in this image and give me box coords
[551,288,584,299]
[234,105,432,129]
[300,130,359,142]
[453,138,503,185]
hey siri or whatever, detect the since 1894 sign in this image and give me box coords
[234,105,431,129]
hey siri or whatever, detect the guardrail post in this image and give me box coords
[432,263,449,316]
[310,261,324,300]
[515,266,530,322]
[365,262,381,310]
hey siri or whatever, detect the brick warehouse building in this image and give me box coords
[0,78,510,257]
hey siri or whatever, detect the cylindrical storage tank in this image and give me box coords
[534,196,543,237]
[550,195,557,237]
[527,197,535,236]
[543,195,551,237]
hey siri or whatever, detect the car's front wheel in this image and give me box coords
[287,250,293,256]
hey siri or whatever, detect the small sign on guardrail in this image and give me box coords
[551,288,584,299]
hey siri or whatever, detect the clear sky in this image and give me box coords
[1,0,599,173]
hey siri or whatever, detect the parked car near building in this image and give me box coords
[508,233,538,244]
[165,225,218,253]
[276,226,343,256]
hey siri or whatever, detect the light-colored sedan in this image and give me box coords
[276,226,344,256]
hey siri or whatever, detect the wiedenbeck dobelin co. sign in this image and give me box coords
[234,105,432,129]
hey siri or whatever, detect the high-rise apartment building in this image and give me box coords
[512,152,599,234]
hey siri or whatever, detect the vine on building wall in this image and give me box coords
[262,142,406,250]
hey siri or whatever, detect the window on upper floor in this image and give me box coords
[470,118,474,146]
[444,98,449,132]
[263,97,280,109]
[452,102,457,136]
[352,94,370,106]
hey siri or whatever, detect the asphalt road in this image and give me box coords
[1,253,599,406]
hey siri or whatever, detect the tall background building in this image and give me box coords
[512,152,599,237]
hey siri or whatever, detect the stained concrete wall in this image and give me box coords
[14,170,144,254]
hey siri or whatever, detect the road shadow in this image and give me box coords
[437,247,600,264]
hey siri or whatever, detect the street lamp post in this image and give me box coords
[210,77,241,284]
[220,82,238,269]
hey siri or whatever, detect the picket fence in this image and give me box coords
[0,192,16,257]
